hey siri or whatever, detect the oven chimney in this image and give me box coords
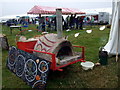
[56,8,63,39]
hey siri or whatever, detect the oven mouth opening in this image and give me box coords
[56,46,73,60]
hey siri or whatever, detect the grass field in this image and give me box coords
[1,24,119,88]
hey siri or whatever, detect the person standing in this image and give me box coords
[66,15,70,29]
[79,16,83,30]
[70,14,74,29]
[73,14,77,29]
[90,16,95,26]
[75,16,79,29]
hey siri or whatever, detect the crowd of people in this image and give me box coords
[5,14,96,31]
[37,14,96,31]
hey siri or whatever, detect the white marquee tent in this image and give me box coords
[81,8,112,15]
[104,0,120,56]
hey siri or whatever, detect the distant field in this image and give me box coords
[1,24,119,88]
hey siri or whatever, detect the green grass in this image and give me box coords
[1,24,119,88]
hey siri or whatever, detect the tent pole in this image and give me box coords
[45,16,46,32]
[116,1,120,62]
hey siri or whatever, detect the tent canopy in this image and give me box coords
[104,0,120,55]
[27,5,85,15]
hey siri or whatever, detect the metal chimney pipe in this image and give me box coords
[56,8,63,39]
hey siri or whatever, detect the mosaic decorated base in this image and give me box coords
[6,46,51,89]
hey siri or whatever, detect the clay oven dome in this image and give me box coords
[34,33,74,63]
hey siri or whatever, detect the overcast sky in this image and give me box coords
[0,0,113,17]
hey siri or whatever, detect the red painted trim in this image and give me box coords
[16,28,40,35]
[53,45,85,71]
[73,45,84,48]
[25,48,56,69]
[44,35,56,44]
[36,43,51,52]
[51,54,56,70]
[24,45,85,71]
[25,48,53,56]
[73,45,85,60]
[38,39,52,47]
[55,58,85,70]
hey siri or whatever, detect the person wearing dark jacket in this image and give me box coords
[69,14,74,29]
[52,16,64,31]
[79,16,83,30]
